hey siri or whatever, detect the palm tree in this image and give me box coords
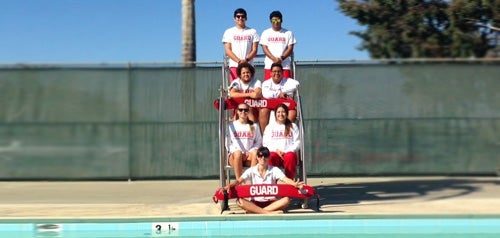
[181,0,196,67]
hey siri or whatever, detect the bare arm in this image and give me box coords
[280,176,304,189]
[229,87,262,99]
[281,44,295,60]
[224,176,244,191]
[262,45,281,63]
[247,42,259,61]
[224,43,242,63]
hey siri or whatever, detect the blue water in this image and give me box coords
[1,216,499,237]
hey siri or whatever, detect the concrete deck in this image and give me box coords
[0,177,499,219]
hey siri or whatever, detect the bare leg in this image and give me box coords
[242,152,252,167]
[263,197,291,212]
[248,108,257,122]
[237,198,286,214]
[231,109,236,121]
[248,150,258,166]
[289,110,297,122]
[229,151,244,179]
[259,108,270,134]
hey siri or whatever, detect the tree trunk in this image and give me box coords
[181,0,196,67]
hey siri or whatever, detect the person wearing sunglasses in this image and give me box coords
[224,146,304,214]
[226,103,262,179]
[262,103,300,179]
[260,10,297,81]
[228,62,262,121]
[222,8,260,82]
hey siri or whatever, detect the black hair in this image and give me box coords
[257,146,271,157]
[234,8,247,18]
[270,63,283,71]
[269,11,282,21]
[275,104,292,137]
[236,62,255,77]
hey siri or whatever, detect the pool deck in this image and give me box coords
[0,176,499,220]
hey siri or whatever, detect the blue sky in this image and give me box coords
[1,0,369,64]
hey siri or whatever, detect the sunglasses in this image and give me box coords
[257,154,269,158]
[235,15,247,19]
[237,108,250,112]
[271,19,282,23]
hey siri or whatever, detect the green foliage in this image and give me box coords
[337,0,499,58]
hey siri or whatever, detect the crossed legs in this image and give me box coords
[236,197,290,214]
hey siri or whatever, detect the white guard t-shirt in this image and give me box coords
[228,78,262,93]
[240,165,286,202]
[261,78,299,98]
[222,26,260,67]
[226,120,262,153]
[260,28,297,69]
[262,122,300,153]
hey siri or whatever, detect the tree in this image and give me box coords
[337,0,499,58]
[182,0,196,66]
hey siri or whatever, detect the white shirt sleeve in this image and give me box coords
[285,123,301,152]
[272,166,286,181]
[252,79,262,89]
[261,80,278,98]
[259,29,269,46]
[228,80,239,91]
[252,29,260,43]
[282,79,299,96]
[250,124,262,152]
[262,124,271,148]
[222,28,231,44]
[226,122,234,152]
[240,166,252,181]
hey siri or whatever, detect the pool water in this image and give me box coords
[1,216,499,238]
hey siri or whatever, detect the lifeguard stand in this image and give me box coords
[214,54,308,210]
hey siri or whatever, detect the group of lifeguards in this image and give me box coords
[219,8,313,214]
[226,63,300,180]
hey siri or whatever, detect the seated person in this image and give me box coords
[224,146,305,214]
[226,103,262,179]
[262,104,300,179]
[259,63,299,134]
[228,62,262,122]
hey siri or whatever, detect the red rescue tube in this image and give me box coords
[213,98,296,111]
[212,184,315,204]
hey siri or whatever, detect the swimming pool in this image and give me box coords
[1,215,499,237]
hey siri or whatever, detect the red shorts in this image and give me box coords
[229,67,238,82]
[264,69,292,80]
[253,200,276,208]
